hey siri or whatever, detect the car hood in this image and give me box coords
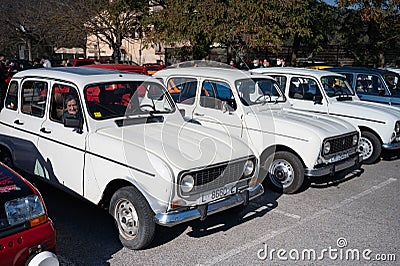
[95,118,254,173]
[250,106,357,140]
[330,99,400,123]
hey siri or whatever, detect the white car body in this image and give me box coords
[154,67,361,194]
[252,67,400,163]
[0,67,263,249]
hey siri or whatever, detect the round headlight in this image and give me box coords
[323,141,331,155]
[395,122,400,134]
[181,175,194,193]
[352,134,358,146]
[243,160,255,177]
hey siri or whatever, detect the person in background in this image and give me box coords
[261,59,270,68]
[252,59,260,69]
[32,58,44,68]
[41,56,52,68]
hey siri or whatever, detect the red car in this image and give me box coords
[0,163,58,266]
[82,63,148,75]
[143,63,166,75]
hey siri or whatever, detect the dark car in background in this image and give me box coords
[0,162,58,266]
[328,67,400,106]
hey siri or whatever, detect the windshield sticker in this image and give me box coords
[0,176,21,193]
[94,112,102,118]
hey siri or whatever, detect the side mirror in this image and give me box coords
[179,108,185,117]
[313,94,323,104]
[64,117,83,133]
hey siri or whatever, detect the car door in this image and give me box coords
[36,83,87,195]
[3,79,52,176]
[278,75,329,115]
[191,79,244,139]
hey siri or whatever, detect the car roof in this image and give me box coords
[251,67,344,78]
[328,66,396,75]
[155,66,274,81]
[12,67,154,87]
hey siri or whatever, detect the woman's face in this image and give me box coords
[66,99,78,115]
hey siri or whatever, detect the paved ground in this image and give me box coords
[34,151,399,266]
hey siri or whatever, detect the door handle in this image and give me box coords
[194,112,204,117]
[14,119,24,125]
[40,128,51,134]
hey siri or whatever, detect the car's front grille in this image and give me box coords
[329,134,355,154]
[180,158,253,195]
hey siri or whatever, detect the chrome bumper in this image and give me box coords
[382,142,400,150]
[154,184,264,227]
[305,153,362,177]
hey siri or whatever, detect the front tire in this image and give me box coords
[359,131,381,164]
[265,151,304,194]
[110,186,156,250]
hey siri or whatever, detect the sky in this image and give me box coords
[323,0,337,6]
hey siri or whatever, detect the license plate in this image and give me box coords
[333,152,350,162]
[200,185,237,203]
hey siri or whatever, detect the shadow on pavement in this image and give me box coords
[32,179,122,266]
[186,187,281,238]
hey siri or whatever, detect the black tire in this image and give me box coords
[109,186,156,250]
[265,151,304,194]
[0,147,14,168]
[359,131,381,164]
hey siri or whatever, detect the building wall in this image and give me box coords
[86,35,165,65]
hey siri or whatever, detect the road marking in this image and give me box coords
[244,202,301,220]
[200,177,397,265]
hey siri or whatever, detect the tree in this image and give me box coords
[70,0,149,63]
[337,0,400,66]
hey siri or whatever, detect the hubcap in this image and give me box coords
[115,199,139,240]
[269,159,294,188]
[359,137,373,160]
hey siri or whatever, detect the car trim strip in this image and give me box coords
[0,121,155,177]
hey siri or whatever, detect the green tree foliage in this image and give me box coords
[146,0,288,60]
[337,0,400,66]
[146,0,338,64]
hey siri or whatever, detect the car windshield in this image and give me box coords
[235,78,285,105]
[84,81,175,120]
[384,73,400,95]
[321,76,354,97]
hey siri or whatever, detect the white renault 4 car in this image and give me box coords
[154,66,362,194]
[0,67,263,250]
[252,67,400,164]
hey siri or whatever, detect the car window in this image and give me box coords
[289,77,321,100]
[355,74,385,95]
[341,73,354,87]
[5,81,18,110]
[236,78,285,105]
[50,84,81,123]
[167,77,197,105]
[384,73,400,96]
[200,80,237,110]
[21,80,48,117]
[84,81,174,120]
[321,76,354,97]
[270,75,287,92]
